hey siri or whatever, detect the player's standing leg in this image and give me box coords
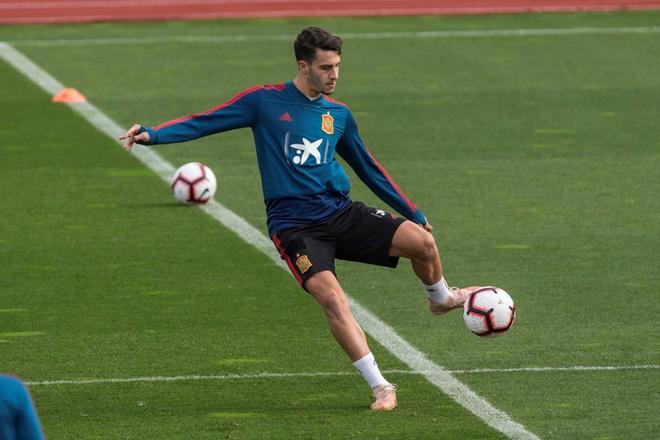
[389,221,480,313]
[305,271,397,410]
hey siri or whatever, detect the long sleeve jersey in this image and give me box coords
[139,81,427,235]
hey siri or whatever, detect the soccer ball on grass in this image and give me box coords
[170,162,217,204]
[463,287,516,337]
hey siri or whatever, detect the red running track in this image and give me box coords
[1,0,659,24]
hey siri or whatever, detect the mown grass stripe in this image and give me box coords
[7,26,660,47]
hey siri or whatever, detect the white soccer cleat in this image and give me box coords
[428,286,481,315]
[370,383,397,411]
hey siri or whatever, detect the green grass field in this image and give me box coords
[1,11,659,439]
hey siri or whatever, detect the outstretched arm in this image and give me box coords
[336,111,430,230]
[119,85,263,151]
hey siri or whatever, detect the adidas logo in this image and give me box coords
[279,112,293,122]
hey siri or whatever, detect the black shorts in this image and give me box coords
[271,201,407,287]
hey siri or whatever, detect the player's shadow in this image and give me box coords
[119,202,194,209]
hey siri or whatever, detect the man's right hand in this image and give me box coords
[119,124,150,151]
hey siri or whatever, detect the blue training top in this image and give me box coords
[139,81,427,235]
[0,375,44,440]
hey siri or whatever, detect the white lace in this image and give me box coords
[373,383,397,399]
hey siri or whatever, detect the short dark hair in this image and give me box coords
[294,27,342,63]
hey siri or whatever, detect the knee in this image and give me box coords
[315,288,351,322]
[416,231,438,262]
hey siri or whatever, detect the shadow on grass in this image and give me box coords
[118,202,196,209]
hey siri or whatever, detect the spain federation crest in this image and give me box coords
[296,255,312,274]
[321,112,334,135]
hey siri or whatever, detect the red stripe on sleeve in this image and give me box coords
[366,147,418,212]
[324,95,348,107]
[154,83,285,131]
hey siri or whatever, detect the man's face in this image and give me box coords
[301,48,341,95]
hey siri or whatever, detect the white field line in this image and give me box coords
[7,26,660,47]
[25,364,660,387]
[0,42,539,440]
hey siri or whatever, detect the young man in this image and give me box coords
[121,27,479,411]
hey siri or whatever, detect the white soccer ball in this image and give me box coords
[170,162,217,204]
[463,287,516,337]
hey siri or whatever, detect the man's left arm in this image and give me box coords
[336,111,428,227]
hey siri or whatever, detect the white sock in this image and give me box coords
[423,276,452,303]
[353,352,389,389]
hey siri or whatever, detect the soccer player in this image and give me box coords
[121,26,479,411]
[0,374,45,440]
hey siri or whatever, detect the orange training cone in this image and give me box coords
[52,88,86,103]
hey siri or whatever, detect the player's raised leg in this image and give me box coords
[305,270,397,410]
[388,221,480,314]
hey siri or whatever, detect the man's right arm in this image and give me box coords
[120,85,262,151]
[120,124,150,151]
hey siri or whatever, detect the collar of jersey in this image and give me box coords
[287,80,326,105]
